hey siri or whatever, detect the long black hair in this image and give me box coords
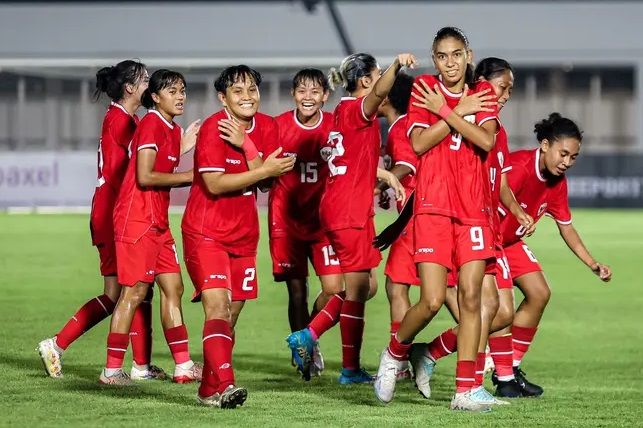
[534,113,583,144]
[474,57,513,81]
[93,59,147,102]
[141,69,186,109]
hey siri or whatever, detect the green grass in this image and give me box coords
[1,210,642,427]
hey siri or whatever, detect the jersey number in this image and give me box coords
[96,139,105,186]
[449,114,476,151]
[299,162,318,183]
[326,131,347,176]
[241,268,256,291]
[470,226,485,250]
[522,245,538,263]
[489,167,497,192]
[321,245,340,267]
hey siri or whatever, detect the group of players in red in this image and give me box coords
[37,26,611,411]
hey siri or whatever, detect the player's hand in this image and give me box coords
[410,80,447,115]
[453,85,497,117]
[218,118,246,147]
[261,147,296,177]
[377,190,391,210]
[379,170,405,206]
[591,262,612,282]
[517,212,536,237]
[395,53,418,69]
[180,119,201,154]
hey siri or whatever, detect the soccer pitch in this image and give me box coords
[1,210,642,427]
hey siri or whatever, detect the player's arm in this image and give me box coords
[499,173,535,236]
[180,119,201,155]
[201,147,294,195]
[362,54,417,118]
[375,163,413,193]
[137,148,192,187]
[557,222,612,282]
[376,167,405,206]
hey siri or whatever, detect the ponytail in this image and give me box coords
[93,59,147,102]
[534,112,583,144]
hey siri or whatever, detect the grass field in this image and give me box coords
[1,209,642,427]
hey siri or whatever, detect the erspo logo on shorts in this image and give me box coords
[417,247,434,254]
[208,273,228,280]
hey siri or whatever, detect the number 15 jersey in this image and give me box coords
[319,96,381,231]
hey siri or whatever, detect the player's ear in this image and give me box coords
[151,92,161,104]
[541,139,550,153]
[217,92,227,107]
[322,91,330,103]
[124,83,135,95]
[466,48,474,64]
[360,75,372,90]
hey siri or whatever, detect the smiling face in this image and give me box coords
[151,79,186,118]
[292,78,328,121]
[432,36,471,87]
[218,73,260,122]
[541,137,581,176]
[485,69,514,111]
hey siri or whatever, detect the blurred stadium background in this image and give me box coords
[0,0,642,208]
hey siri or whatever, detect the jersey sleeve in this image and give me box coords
[195,119,227,173]
[406,75,436,137]
[473,81,500,127]
[136,119,162,152]
[258,117,280,158]
[497,128,512,174]
[389,127,417,174]
[546,177,573,224]
[499,162,529,217]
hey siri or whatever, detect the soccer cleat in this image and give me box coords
[450,390,492,412]
[374,350,404,404]
[513,366,543,397]
[285,328,314,381]
[396,363,413,381]
[483,347,495,376]
[37,338,63,378]
[338,367,374,385]
[219,385,248,409]
[491,373,523,398]
[197,392,222,407]
[130,364,168,381]
[310,343,324,377]
[409,343,434,399]
[471,386,510,405]
[173,361,203,384]
[99,368,134,386]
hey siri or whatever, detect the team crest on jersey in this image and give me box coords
[537,203,548,216]
[497,152,504,168]
[383,154,392,170]
[320,146,332,162]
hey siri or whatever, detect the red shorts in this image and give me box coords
[496,240,542,289]
[96,241,117,277]
[384,221,419,286]
[115,228,180,286]
[414,214,494,270]
[270,235,342,281]
[326,218,381,273]
[184,234,258,302]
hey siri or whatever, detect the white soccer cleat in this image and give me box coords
[197,392,222,407]
[471,386,510,405]
[310,344,325,377]
[130,364,168,381]
[173,361,203,384]
[374,349,405,404]
[450,390,492,412]
[99,368,134,386]
[409,343,435,399]
[396,360,413,381]
[37,338,63,378]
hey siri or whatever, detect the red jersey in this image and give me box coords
[407,75,498,225]
[181,110,278,256]
[487,124,512,243]
[90,102,138,245]
[499,149,572,246]
[319,96,381,231]
[269,110,333,240]
[113,110,182,243]
[385,114,417,212]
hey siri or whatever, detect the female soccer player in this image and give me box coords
[182,65,295,408]
[374,27,500,412]
[38,60,167,380]
[100,69,201,386]
[287,52,414,384]
[489,113,612,396]
[409,57,535,402]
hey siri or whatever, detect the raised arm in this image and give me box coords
[362,54,417,118]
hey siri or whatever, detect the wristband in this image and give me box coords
[438,104,453,119]
[241,134,259,161]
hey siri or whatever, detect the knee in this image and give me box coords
[287,283,308,303]
[528,285,551,309]
[205,299,231,321]
[418,295,445,315]
[494,303,514,328]
[482,293,499,319]
[458,287,482,314]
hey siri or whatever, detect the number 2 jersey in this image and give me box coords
[112,110,182,243]
[269,110,333,241]
[181,110,278,257]
[319,96,381,231]
[499,148,572,246]
[90,102,139,246]
[407,75,498,225]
